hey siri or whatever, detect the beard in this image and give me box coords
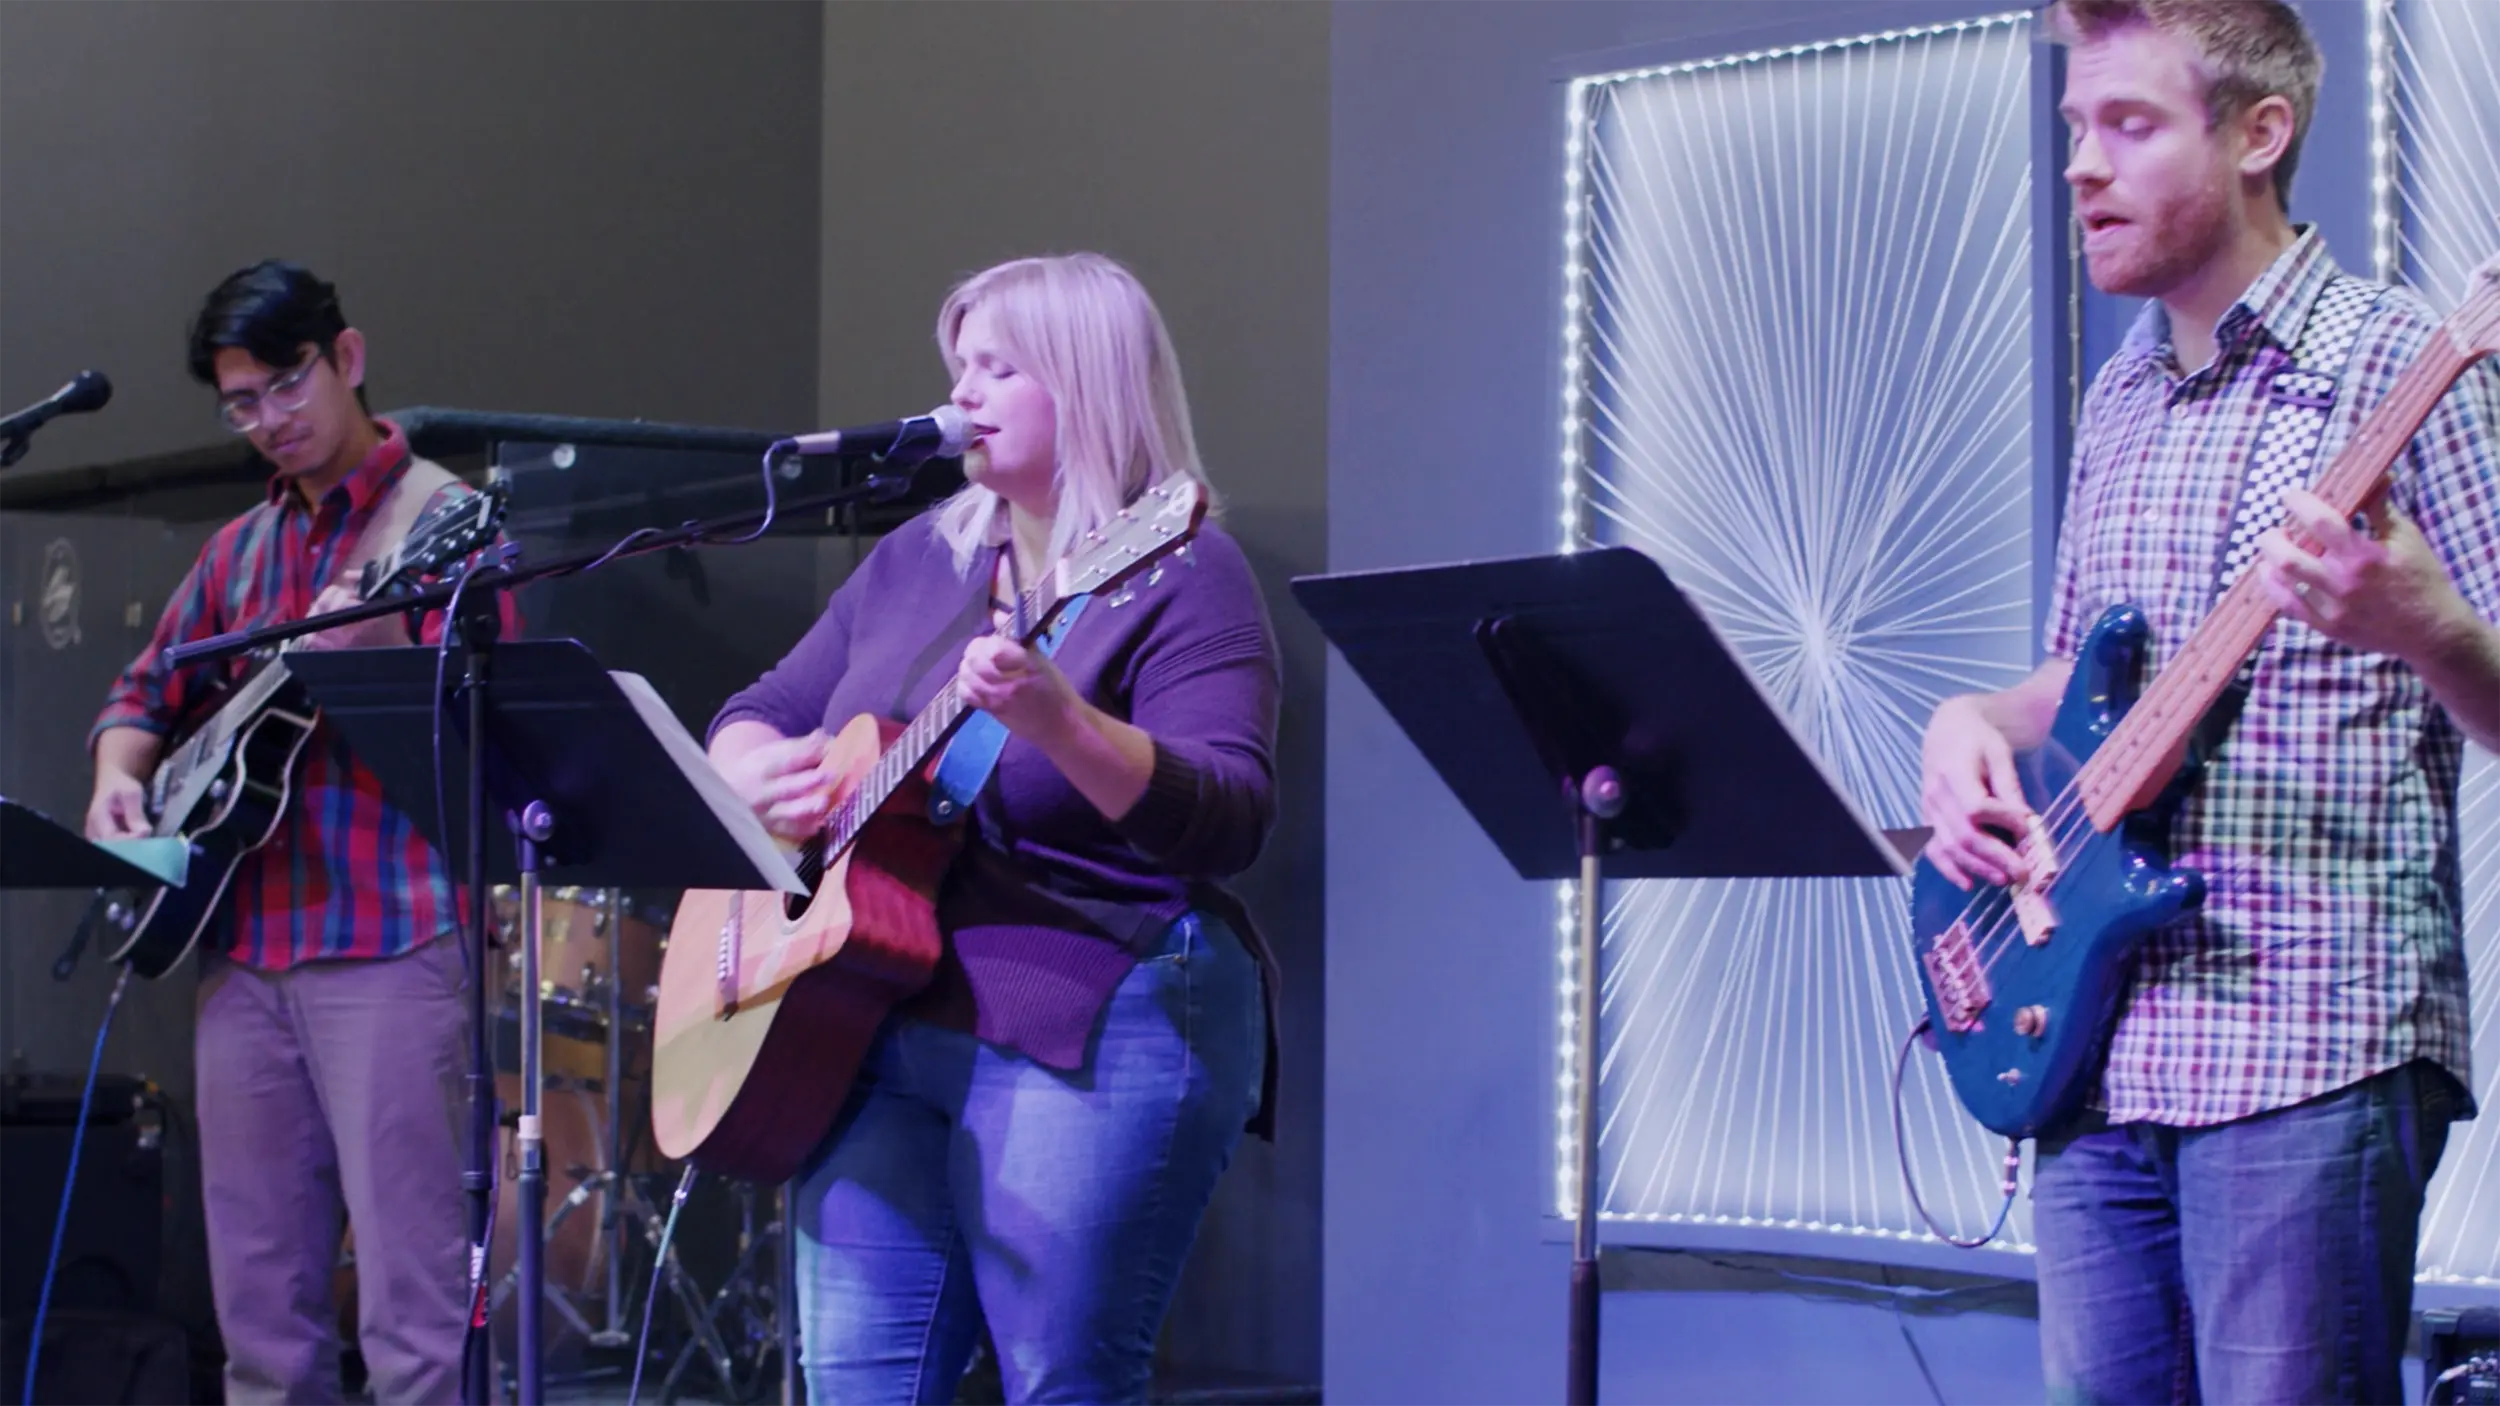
[2083,167,2237,300]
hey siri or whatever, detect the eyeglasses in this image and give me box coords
[216,353,324,433]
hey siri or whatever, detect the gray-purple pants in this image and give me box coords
[196,934,473,1405]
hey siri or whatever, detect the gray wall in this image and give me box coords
[0,0,822,464]
[1327,2,2384,1402]
[815,3,1330,1390]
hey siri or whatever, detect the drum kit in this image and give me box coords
[478,888,795,1401]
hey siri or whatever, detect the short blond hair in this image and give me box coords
[930,252,1211,576]
[2046,0,2323,206]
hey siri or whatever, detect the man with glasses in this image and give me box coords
[85,260,512,1404]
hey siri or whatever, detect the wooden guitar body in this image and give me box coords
[650,715,957,1182]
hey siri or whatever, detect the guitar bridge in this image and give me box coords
[1921,920,1991,1034]
[714,899,744,1019]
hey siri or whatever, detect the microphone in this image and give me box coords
[785,404,973,461]
[0,370,113,466]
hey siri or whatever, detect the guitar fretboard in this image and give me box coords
[822,577,1059,857]
[2074,327,2487,829]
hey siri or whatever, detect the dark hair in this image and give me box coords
[186,260,366,408]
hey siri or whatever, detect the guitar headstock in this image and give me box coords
[1052,477,1209,600]
[362,480,511,599]
[2456,253,2500,356]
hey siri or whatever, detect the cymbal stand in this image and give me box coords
[781,1184,798,1405]
[495,888,723,1389]
[499,1156,735,1393]
[683,1181,789,1398]
[591,888,631,1350]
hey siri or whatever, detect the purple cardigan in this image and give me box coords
[711,506,1281,1126]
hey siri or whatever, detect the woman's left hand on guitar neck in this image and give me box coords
[2257,487,2500,750]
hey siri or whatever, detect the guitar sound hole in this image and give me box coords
[785,839,827,924]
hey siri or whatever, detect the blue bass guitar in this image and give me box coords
[1910,259,2500,1138]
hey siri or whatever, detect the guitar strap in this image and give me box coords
[2207,275,2384,604]
[333,453,460,590]
[2190,273,2385,750]
[926,593,1091,824]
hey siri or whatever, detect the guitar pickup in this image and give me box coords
[2011,885,2058,946]
[2019,814,2061,885]
[2004,813,2060,945]
[1921,920,1991,1034]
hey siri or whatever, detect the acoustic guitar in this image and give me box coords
[651,477,1210,1182]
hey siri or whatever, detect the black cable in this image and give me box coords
[628,1167,700,1406]
[2429,1355,2500,1404]
[50,889,112,981]
[1892,1018,2020,1249]
[433,563,482,987]
[433,561,500,1398]
[1662,1247,2020,1308]
[1885,1265,1950,1406]
[559,437,787,580]
[22,966,132,1402]
[708,440,787,547]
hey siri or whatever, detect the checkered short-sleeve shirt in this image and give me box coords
[2044,231,2500,1127]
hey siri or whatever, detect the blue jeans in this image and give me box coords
[2032,1061,2455,1405]
[791,912,1266,1404]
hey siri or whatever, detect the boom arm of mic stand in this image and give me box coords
[164,462,926,671]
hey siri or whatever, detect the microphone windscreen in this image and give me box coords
[58,370,112,414]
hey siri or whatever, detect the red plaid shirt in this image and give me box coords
[92,419,517,969]
[2046,232,2500,1125]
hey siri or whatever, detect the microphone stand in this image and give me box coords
[167,448,936,1406]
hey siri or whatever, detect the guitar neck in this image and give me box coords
[155,565,395,803]
[2074,327,2488,829]
[808,475,1210,853]
[826,578,1059,852]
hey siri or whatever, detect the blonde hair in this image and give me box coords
[930,252,1211,575]
[2045,0,2324,207]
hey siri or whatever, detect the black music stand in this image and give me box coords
[288,640,803,1405]
[1292,546,1906,1406]
[0,798,188,889]
[2,799,190,980]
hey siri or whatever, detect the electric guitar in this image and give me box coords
[1911,258,2500,1138]
[651,477,1209,1182]
[104,481,510,978]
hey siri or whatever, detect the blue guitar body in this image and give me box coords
[1909,606,2209,1138]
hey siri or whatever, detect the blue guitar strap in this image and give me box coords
[926,593,1091,824]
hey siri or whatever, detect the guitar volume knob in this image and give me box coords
[2014,1005,2049,1038]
